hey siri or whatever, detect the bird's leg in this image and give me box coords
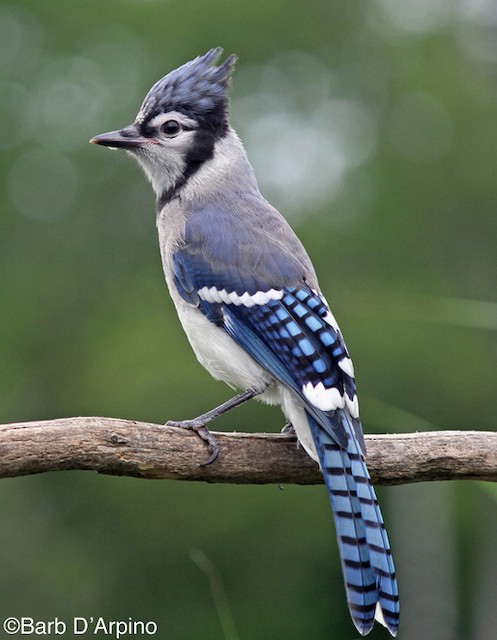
[280,422,295,434]
[166,388,259,465]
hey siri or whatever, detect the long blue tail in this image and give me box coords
[307,413,399,636]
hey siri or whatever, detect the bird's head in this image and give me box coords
[91,48,237,199]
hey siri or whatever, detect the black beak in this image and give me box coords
[90,125,150,149]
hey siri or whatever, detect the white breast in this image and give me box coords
[171,285,277,398]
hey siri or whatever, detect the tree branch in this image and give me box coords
[0,417,496,484]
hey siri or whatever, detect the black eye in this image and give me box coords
[161,119,181,136]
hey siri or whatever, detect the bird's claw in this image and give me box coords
[165,419,220,466]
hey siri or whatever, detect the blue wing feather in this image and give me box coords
[223,288,362,451]
[172,251,198,305]
[183,202,307,293]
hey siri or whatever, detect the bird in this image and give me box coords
[91,47,399,636]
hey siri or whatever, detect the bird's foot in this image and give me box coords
[164,389,260,466]
[165,418,220,466]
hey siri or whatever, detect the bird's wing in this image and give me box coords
[172,211,364,453]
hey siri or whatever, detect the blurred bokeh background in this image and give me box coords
[1,1,496,638]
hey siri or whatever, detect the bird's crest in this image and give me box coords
[136,48,237,131]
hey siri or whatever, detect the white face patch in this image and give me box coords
[302,382,345,412]
[198,286,284,307]
[338,356,354,378]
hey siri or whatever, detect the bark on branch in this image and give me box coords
[0,417,495,485]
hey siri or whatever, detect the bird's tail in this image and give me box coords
[307,413,399,636]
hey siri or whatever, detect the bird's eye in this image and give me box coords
[161,120,181,136]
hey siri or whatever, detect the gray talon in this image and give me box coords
[165,419,220,465]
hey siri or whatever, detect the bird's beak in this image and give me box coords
[90,125,150,150]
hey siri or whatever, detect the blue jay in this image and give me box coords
[91,48,399,636]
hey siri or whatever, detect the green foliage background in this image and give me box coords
[1,1,496,639]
